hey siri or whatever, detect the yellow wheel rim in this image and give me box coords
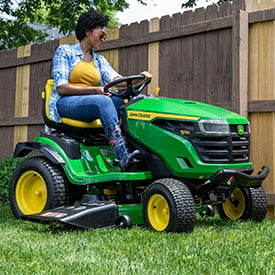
[147,194,170,231]
[222,188,246,220]
[15,170,47,215]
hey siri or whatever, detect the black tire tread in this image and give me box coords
[243,186,267,222]
[9,156,72,219]
[143,178,196,233]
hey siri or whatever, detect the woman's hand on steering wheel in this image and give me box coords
[139,71,152,82]
[104,73,152,99]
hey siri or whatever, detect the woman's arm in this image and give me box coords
[57,84,105,95]
[56,72,152,95]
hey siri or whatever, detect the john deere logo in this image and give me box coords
[237,125,245,135]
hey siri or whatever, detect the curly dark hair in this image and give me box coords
[75,10,109,41]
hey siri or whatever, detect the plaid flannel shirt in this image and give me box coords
[49,42,120,122]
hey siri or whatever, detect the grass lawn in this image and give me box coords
[0,203,274,274]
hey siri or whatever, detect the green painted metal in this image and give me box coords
[126,97,248,124]
[34,136,153,185]
[118,204,144,225]
[125,97,251,179]
[34,96,252,182]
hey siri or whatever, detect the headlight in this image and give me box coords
[198,120,229,135]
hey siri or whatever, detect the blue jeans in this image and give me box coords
[56,94,124,128]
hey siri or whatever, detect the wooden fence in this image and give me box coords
[0,0,274,216]
[246,0,275,218]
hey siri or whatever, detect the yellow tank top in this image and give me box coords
[69,59,100,87]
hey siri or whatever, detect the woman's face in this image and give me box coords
[86,27,107,50]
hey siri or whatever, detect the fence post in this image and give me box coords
[148,18,160,94]
[13,45,31,148]
[232,9,249,117]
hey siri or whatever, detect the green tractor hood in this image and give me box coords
[126,97,248,124]
[125,97,250,179]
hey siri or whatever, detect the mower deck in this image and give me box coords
[26,201,118,229]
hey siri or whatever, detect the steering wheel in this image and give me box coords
[104,75,151,99]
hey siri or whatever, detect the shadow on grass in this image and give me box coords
[196,215,236,226]
[1,203,265,235]
[26,215,240,234]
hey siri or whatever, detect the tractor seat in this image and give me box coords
[42,79,103,135]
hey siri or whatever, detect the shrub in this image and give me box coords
[0,156,25,203]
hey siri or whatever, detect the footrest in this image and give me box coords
[26,201,118,229]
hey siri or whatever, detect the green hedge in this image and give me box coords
[0,156,25,202]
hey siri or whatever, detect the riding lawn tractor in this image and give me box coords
[9,75,269,232]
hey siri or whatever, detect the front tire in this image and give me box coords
[217,186,267,222]
[142,178,196,233]
[9,157,72,219]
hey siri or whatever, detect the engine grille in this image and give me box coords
[153,120,250,164]
[190,125,250,164]
[154,120,250,163]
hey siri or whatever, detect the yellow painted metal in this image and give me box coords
[154,87,161,96]
[127,110,200,122]
[147,194,170,231]
[222,188,246,220]
[44,79,102,128]
[15,170,47,215]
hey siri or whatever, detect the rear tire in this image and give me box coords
[217,186,267,222]
[9,157,72,219]
[142,178,196,233]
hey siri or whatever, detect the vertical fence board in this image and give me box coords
[13,45,31,148]
[253,113,274,189]
[219,1,233,16]
[15,64,30,118]
[0,127,14,157]
[29,62,51,119]
[259,22,274,99]
[28,125,44,142]
[166,14,184,99]
[181,11,194,100]
[29,40,58,121]
[159,16,172,97]
[249,113,259,170]
[216,0,233,108]
[232,10,249,116]
[218,29,233,107]
[259,0,275,10]
[232,0,246,11]
[250,111,275,218]
[246,0,275,216]
[13,126,28,148]
[148,18,160,94]
[0,67,16,121]
[248,22,260,100]
[205,5,219,105]
[216,12,232,109]
[15,45,31,118]
[101,27,120,71]
[192,8,206,102]
[0,48,17,65]
[246,0,259,11]
[119,21,149,75]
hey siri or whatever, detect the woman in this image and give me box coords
[49,10,152,170]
